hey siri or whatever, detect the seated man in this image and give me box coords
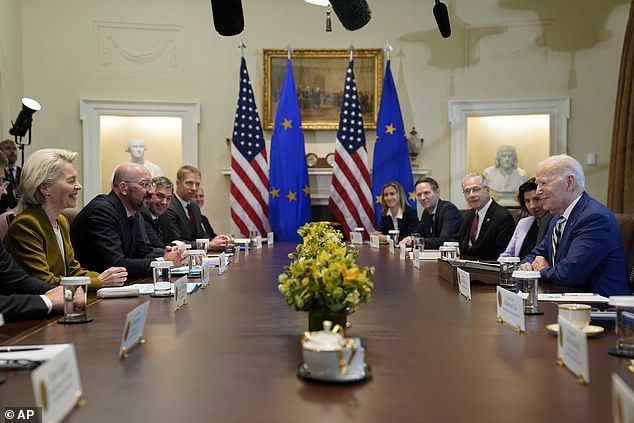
[400,176,462,249]
[160,165,228,249]
[520,154,629,296]
[141,176,173,248]
[451,173,515,260]
[71,163,187,278]
[192,186,217,239]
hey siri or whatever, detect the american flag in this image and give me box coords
[328,58,376,238]
[230,57,271,237]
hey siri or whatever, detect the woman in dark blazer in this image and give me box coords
[377,181,418,242]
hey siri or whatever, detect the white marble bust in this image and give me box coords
[482,145,528,206]
[126,138,163,178]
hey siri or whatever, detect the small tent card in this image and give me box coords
[557,315,590,384]
[219,252,227,274]
[119,301,149,359]
[255,236,263,249]
[30,344,82,423]
[612,373,634,421]
[350,231,363,245]
[413,248,420,269]
[457,268,471,300]
[370,234,380,249]
[267,232,274,246]
[496,286,526,332]
[174,277,188,311]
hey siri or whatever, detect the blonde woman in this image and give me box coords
[4,148,127,289]
[374,181,418,242]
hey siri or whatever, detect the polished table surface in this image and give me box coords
[1,244,632,422]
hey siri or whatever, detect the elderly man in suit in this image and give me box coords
[160,165,228,250]
[520,154,629,296]
[451,173,515,260]
[400,176,463,250]
[71,163,187,278]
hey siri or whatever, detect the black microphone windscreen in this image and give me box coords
[433,1,451,38]
[210,0,244,36]
[329,0,372,31]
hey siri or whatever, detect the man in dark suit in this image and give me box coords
[0,139,21,213]
[452,173,515,260]
[192,186,217,239]
[160,165,228,249]
[71,163,187,278]
[400,176,463,249]
[141,176,173,248]
[520,154,629,296]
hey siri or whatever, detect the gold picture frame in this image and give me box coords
[263,48,383,130]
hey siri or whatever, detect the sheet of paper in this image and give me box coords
[538,293,609,303]
[130,283,200,295]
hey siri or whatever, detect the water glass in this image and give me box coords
[442,242,459,260]
[195,238,209,254]
[498,256,520,291]
[512,270,541,314]
[151,260,173,297]
[388,229,400,248]
[60,276,90,323]
[610,296,634,357]
[188,250,205,278]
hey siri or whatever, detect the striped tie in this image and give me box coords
[551,216,566,264]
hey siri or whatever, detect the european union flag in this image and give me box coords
[371,59,415,228]
[268,58,311,241]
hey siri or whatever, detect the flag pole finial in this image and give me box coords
[239,40,247,58]
[348,44,354,61]
[286,42,292,60]
[385,42,393,61]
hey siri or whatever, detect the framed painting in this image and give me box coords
[263,48,383,130]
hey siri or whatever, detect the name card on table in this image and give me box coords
[388,238,394,254]
[350,231,363,245]
[557,315,590,384]
[31,344,83,423]
[496,286,526,332]
[255,236,263,249]
[218,252,227,274]
[612,373,634,421]
[370,234,380,249]
[119,301,149,359]
[413,248,420,269]
[456,268,471,300]
[267,232,274,246]
[174,276,188,311]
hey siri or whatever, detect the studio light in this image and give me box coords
[9,97,41,137]
[433,0,451,38]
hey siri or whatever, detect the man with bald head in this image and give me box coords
[71,163,187,278]
[520,154,629,296]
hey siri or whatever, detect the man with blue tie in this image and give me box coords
[520,154,629,296]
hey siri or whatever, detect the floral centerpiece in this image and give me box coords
[278,222,374,330]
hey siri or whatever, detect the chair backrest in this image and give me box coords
[0,211,15,241]
[615,213,634,287]
[60,208,78,225]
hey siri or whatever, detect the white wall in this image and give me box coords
[1,0,629,232]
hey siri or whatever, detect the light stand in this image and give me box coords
[8,97,41,167]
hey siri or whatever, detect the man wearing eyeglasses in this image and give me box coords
[141,176,173,248]
[71,163,187,278]
[451,173,515,260]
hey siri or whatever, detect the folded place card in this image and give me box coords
[413,249,420,269]
[557,315,590,384]
[267,232,274,246]
[457,268,471,300]
[350,231,363,245]
[219,252,227,274]
[174,277,188,311]
[255,236,263,249]
[119,301,149,359]
[496,286,526,332]
[31,344,82,423]
[612,373,634,422]
[369,234,380,249]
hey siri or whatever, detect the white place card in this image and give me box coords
[413,248,420,269]
[233,245,240,264]
[557,315,590,384]
[399,245,406,262]
[457,268,471,300]
[612,373,634,422]
[119,301,149,359]
[255,236,263,249]
[267,232,274,246]
[350,231,363,245]
[174,277,188,311]
[370,234,380,249]
[31,344,82,423]
[496,286,526,332]
[219,252,227,274]
[388,238,394,254]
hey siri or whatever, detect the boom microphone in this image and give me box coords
[433,0,451,38]
[210,0,244,36]
[329,0,372,31]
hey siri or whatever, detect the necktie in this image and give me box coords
[551,216,566,264]
[186,204,196,231]
[430,213,435,235]
[7,168,15,186]
[154,218,163,241]
[469,212,479,245]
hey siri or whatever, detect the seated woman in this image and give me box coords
[4,149,128,290]
[376,181,418,242]
[500,178,552,260]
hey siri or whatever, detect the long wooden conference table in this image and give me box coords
[1,244,632,422]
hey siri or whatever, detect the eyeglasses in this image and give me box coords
[0,358,45,370]
[124,180,155,190]
[462,186,486,195]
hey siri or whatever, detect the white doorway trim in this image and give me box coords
[79,98,200,206]
[448,97,570,208]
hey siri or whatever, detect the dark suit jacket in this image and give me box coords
[0,241,51,322]
[70,192,165,278]
[141,209,167,248]
[522,192,629,296]
[413,199,463,249]
[0,166,21,213]
[160,195,208,243]
[453,199,515,261]
[201,215,217,239]
[380,204,419,241]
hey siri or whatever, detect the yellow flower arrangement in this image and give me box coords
[278,223,374,313]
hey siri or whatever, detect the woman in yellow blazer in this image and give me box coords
[4,149,128,289]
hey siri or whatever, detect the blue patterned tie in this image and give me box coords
[551,216,566,264]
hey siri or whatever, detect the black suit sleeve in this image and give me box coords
[0,295,49,323]
[400,205,419,239]
[422,201,463,249]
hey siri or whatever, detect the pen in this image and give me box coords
[0,347,44,353]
